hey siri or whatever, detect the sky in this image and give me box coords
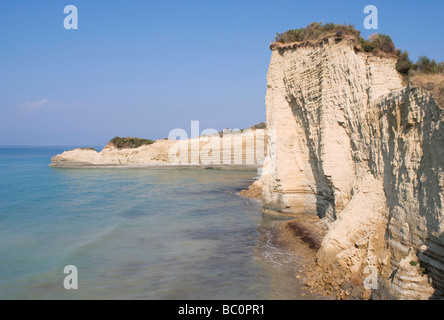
[1,0,443,146]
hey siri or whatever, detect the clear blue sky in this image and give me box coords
[1,0,443,146]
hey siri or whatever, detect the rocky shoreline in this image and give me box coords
[240,184,368,299]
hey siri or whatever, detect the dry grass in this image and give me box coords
[273,23,398,60]
[410,73,444,108]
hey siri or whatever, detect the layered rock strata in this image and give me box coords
[261,37,443,299]
[50,129,267,169]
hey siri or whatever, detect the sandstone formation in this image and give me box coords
[50,129,267,169]
[260,37,443,299]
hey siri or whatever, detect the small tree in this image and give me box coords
[414,56,440,74]
[251,122,266,130]
[368,33,396,54]
[396,50,413,75]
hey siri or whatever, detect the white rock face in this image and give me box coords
[262,38,443,299]
[50,129,267,168]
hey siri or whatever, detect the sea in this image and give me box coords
[0,146,316,300]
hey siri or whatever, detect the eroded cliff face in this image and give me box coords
[50,129,266,168]
[261,37,443,299]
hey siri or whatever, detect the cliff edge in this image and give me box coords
[261,36,443,299]
[50,129,267,169]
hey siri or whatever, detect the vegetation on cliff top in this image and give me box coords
[398,54,444,107]
[109,136,155,149]
[217,122,266,137]
[275,22,360,43]
[274,22,397,55]
[275,22,444,106]
[397,53,444,76]
[249,122,266,130]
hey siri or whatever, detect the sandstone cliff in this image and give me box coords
[50,129,267,168]
[261,37,443,299]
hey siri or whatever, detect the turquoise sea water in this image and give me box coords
[0,147,314,300]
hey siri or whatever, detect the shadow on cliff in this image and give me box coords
[383,87,444,299]
[287,81,444,298]
[421,233,444,299]
[415,90,443,299]
[418,114,444,298]
[289,99,337,220]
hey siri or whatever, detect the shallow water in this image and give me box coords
[0,146,317,299]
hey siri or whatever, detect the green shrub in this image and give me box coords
[275,23,396,56]
[396,50,413,75]
[250,122,266,130]
[335,29,346,38]
[274,22,444,104]
[274,22,360,44]
[109,136,155,149]
[395,53,444,78]
[369,33,396,54]
[414,55,441,74]
[360,37,377,53]
[415,56,430,72]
